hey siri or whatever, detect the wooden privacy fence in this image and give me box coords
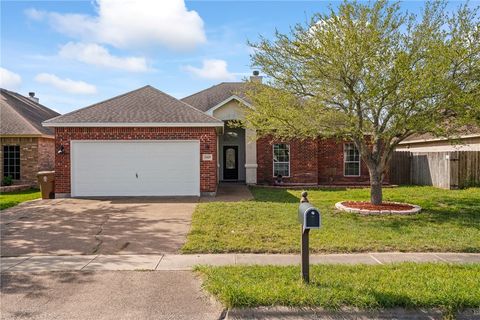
[388,151,411,185]
[389,151,480,189]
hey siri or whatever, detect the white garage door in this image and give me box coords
[71,140,200,197]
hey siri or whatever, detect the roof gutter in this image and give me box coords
[0,134,54,139]
[398,134,480,144]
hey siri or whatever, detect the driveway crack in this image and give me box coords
[91,214,110,254]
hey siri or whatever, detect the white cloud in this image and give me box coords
[183,59,235,81]
[35,73,97,95]
[59,42,149,72]
[0,68,22,89]
[26,0,206,51]
[24,8,46,21]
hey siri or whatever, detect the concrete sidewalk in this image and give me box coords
[2,252,479,272]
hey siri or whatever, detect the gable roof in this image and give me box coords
[44,85,223,127]
[1,88,60,137]
[181,82,250,112]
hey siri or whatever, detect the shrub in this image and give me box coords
[2,176,13,186]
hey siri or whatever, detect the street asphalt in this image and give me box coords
[0,270,224,320]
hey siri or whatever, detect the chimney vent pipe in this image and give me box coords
[250,71,263,83]
[28,92,39,103]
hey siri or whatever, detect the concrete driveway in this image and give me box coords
[1,197,198,256]
[0,271,223,320]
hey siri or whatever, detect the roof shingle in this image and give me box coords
[1,89,60,136]
[181,82,249,112]
[44,85,223,126]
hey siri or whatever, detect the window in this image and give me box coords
[273,144,290,177]
[225,148,236,169]
[344,143,360,176]
[3,145,20,180]
[224,131,239,142]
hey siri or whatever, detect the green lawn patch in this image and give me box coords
[0,188,41,210]
[196,263,480,314]
[183,186,480,253]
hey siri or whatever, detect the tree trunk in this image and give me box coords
[369,169,383,205]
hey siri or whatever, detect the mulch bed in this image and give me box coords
[342,201,415,211]
[335,201,421,215]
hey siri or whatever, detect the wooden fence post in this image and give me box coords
[449,151,459,190]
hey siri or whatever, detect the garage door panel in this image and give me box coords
[71,141,200,196]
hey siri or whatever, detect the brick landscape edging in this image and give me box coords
[335,201,422,215]
[0,184,34,193]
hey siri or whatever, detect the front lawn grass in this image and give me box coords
[183,186,480,253]
[0,188,41,210]
[196,263,480,314]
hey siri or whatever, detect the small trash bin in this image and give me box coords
[37,171,55,199]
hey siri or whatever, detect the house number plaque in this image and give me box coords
[202,154,213,161]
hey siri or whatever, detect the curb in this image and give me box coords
[224,306,480,320]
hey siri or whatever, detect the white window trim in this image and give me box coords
[343,143,361,177]
[272,143,290,177]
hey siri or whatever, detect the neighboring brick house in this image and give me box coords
[44,76,372,198]
[0,89,59,186]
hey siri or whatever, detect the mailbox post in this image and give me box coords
[298,191,321,283]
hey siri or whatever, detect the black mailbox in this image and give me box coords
[297,191,321,283]
[298,202,321,229]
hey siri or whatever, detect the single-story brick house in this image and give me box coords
[44,74,370,198]
[1,89,60,186]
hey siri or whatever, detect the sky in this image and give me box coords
[0,0,475,114]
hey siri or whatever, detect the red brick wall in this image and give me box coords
[1,137,41,186]
[54,127,218,194]
[38,138,55,172]
[256,137,318,184]
[256,137,372,185]
[317,139,370,184]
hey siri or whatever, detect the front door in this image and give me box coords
[223,146,238,180]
